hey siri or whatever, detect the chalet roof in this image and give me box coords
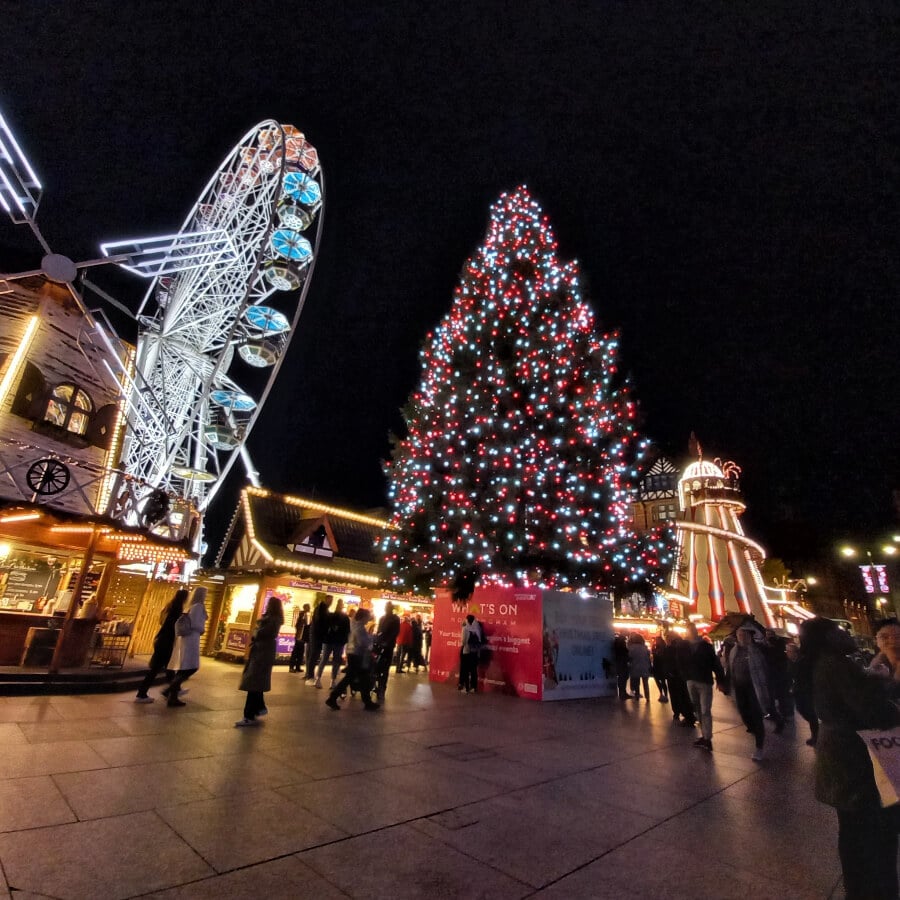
[217,486,393,586]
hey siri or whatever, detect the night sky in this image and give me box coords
[2,3,898,568]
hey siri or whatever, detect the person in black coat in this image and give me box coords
[304,596,332,681]
[134,588,188,703]
[665,634,695,726]
[651,635,669,702]
[805,617,900,899]
[612,634,630,700]
[374,601,401,701]
[235,595,284,726]
[787,638,819,746]
[289,603,310,673]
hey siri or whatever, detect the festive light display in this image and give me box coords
[381,186,673,592]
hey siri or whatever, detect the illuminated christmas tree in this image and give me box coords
[382,186,672,593]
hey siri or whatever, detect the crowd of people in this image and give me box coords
[138,585,900,898]
[613,617,900,899]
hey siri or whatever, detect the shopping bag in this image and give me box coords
[858,727,900,808]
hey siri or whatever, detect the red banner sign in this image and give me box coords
[430,585,544,699]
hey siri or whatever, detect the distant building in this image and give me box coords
[631,456,679,531]
[0,278,196,667]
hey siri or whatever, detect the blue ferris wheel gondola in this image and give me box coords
[282,171,321,207]
[209,389,257,412]
[270,229,312,263]
[243,305,291,334]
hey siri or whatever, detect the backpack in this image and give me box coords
[175,612,193,637]
[466,626,482,651]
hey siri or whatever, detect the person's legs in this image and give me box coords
[617,671,629,699]
[654,675,668,700]
[316,645,335,684]
[135,658,164,699]
[464,653,478,691]
[289,640,305,672]
[165,668,197,705]
[837,807,899,899]
[243,690,263,719]
[327,663,353,707]
[354,659,377,708]
[376,649,391,698]
[688,680,713,741]
[306,640,323,679]
[735,683,766,750]
[641,676,650,701]
[330,646,344,685]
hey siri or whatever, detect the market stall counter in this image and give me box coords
[4,615,97,667]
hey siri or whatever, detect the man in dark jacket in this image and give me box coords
[683,623,726,752]
[612,635,630,700]
[374,601,401,702]
[665,634,696,726]
[305,597,332,681]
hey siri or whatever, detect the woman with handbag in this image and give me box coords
[165,586,208,707]
[803,617,900,899]
[235,594,284,726]
[134,588,188,703]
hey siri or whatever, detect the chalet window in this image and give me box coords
[43,383,92,436]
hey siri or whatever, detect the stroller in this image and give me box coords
[340,640,382,700]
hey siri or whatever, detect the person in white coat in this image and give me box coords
[164,586,208,708]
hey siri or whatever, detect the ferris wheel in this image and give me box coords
[101,121,324,520]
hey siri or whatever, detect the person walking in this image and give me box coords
[804,617,900,899]
[164,586,208,708]
[411,614,424,672]
[651,634,669,703]
[423,619,432,665]
[612,634,631,700]
[727,624,770,761]
[326,607,379,711]
[235,594,283,726]
[627,633,652,700]
[666,634,695,725]
[395,614,414,673]
[289,603,310,673]
[458,613,483,693]
[683,623,726,752]
[788,636,819,747]
[316,598,350,688]
[134,588,188,702]
[374,601,400,702]
[305,596,332,681]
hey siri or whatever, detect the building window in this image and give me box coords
[43,383,92,436]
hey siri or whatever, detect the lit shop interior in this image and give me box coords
[214,574,432,662]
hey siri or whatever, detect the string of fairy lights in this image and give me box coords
[381,186,673,592]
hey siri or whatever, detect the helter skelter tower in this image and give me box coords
[668,440,775,627]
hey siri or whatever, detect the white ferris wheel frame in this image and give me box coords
[114,120,325,516]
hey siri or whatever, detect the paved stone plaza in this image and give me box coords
[0,659,840,899]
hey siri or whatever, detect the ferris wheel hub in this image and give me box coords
[41,253,77,284]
